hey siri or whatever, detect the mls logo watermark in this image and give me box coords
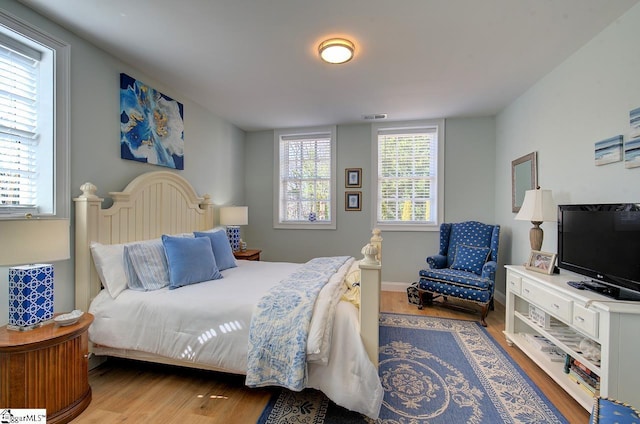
[0,409,46,423]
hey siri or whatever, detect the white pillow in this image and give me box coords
[90,242,128,298]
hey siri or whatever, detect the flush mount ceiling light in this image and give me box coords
[318,38,355,64]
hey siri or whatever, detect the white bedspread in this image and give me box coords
[88,259,383,418]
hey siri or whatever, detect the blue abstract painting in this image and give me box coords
[120,73,184,169]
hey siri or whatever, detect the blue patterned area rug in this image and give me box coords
[257,313,568,423]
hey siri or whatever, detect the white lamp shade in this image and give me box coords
[515,189,557,222]
[219,206,248,226]
[0,218,70,266]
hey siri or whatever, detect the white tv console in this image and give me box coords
[504,265,640,410]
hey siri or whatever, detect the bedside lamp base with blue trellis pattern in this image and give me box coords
[8,264,54,331]
[226,226,241,252]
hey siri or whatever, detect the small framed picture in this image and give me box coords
[345,191,361,211]
[345,168,362,188]
[525,250,557,275]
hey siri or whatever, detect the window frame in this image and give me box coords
[371,119,445,232]
[0,10,70,220]
[273,126,337,230]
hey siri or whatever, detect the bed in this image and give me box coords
[73,171,383,418]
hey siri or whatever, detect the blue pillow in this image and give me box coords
[450,244,490,275]
[161,235,222,289]
[194,230,237,271]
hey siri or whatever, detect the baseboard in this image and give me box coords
[382,281,411,292]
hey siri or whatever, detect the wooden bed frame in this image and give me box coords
[74,170,382,368]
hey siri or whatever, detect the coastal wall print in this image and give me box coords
[594,135,623,166]
[626,107,640,169]
[120,73,185,169]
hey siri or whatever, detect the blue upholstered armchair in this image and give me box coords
[417,221,500,326]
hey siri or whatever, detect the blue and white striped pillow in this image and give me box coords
[124,239,170,291]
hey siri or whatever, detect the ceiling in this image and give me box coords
[17,0,640,131]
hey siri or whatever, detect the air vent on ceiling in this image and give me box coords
[363,113,387,120]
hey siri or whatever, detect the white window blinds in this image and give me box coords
[377,127,438,225]
[0,37,40,211]
[279,133,332,223]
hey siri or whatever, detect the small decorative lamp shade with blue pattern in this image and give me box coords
[0,218,70,331]
[220,206,248,252]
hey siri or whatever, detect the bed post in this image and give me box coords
[200,194,215,229]
[359,229,382,367]
[73,183,104,313]
[369,228,382,262]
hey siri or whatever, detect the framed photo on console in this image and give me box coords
[525,250,557,275]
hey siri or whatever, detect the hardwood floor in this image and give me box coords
[75,291,590,423]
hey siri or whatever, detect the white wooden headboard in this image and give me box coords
[73,171,215,313]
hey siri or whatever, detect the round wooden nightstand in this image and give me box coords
[0,313,94,424]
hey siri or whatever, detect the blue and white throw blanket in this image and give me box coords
[245,256,350,391]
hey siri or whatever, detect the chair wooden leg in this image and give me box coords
[480,304,489,327]
[417,291,433,309]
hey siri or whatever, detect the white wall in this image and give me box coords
[494,3,640,296]
[0,1,245,326]
[245,117,496,284]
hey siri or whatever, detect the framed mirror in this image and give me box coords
[512,152,538,213]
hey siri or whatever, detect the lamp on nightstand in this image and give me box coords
[0,218,70,330]
[515,187,557,251]
[219,206,248,252]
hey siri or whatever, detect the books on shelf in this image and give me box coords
[564,355,600,395]
[568,372,599,396]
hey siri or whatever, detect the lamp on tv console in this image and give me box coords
[515,187,557,251]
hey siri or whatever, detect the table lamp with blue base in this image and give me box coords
[219,206,248,252]
[1,218,70,331]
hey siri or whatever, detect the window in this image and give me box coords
[372,119,444,231]
[0,11,69,218]
[274,126,336,229]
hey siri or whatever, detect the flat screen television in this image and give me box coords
[557,203,640,300]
